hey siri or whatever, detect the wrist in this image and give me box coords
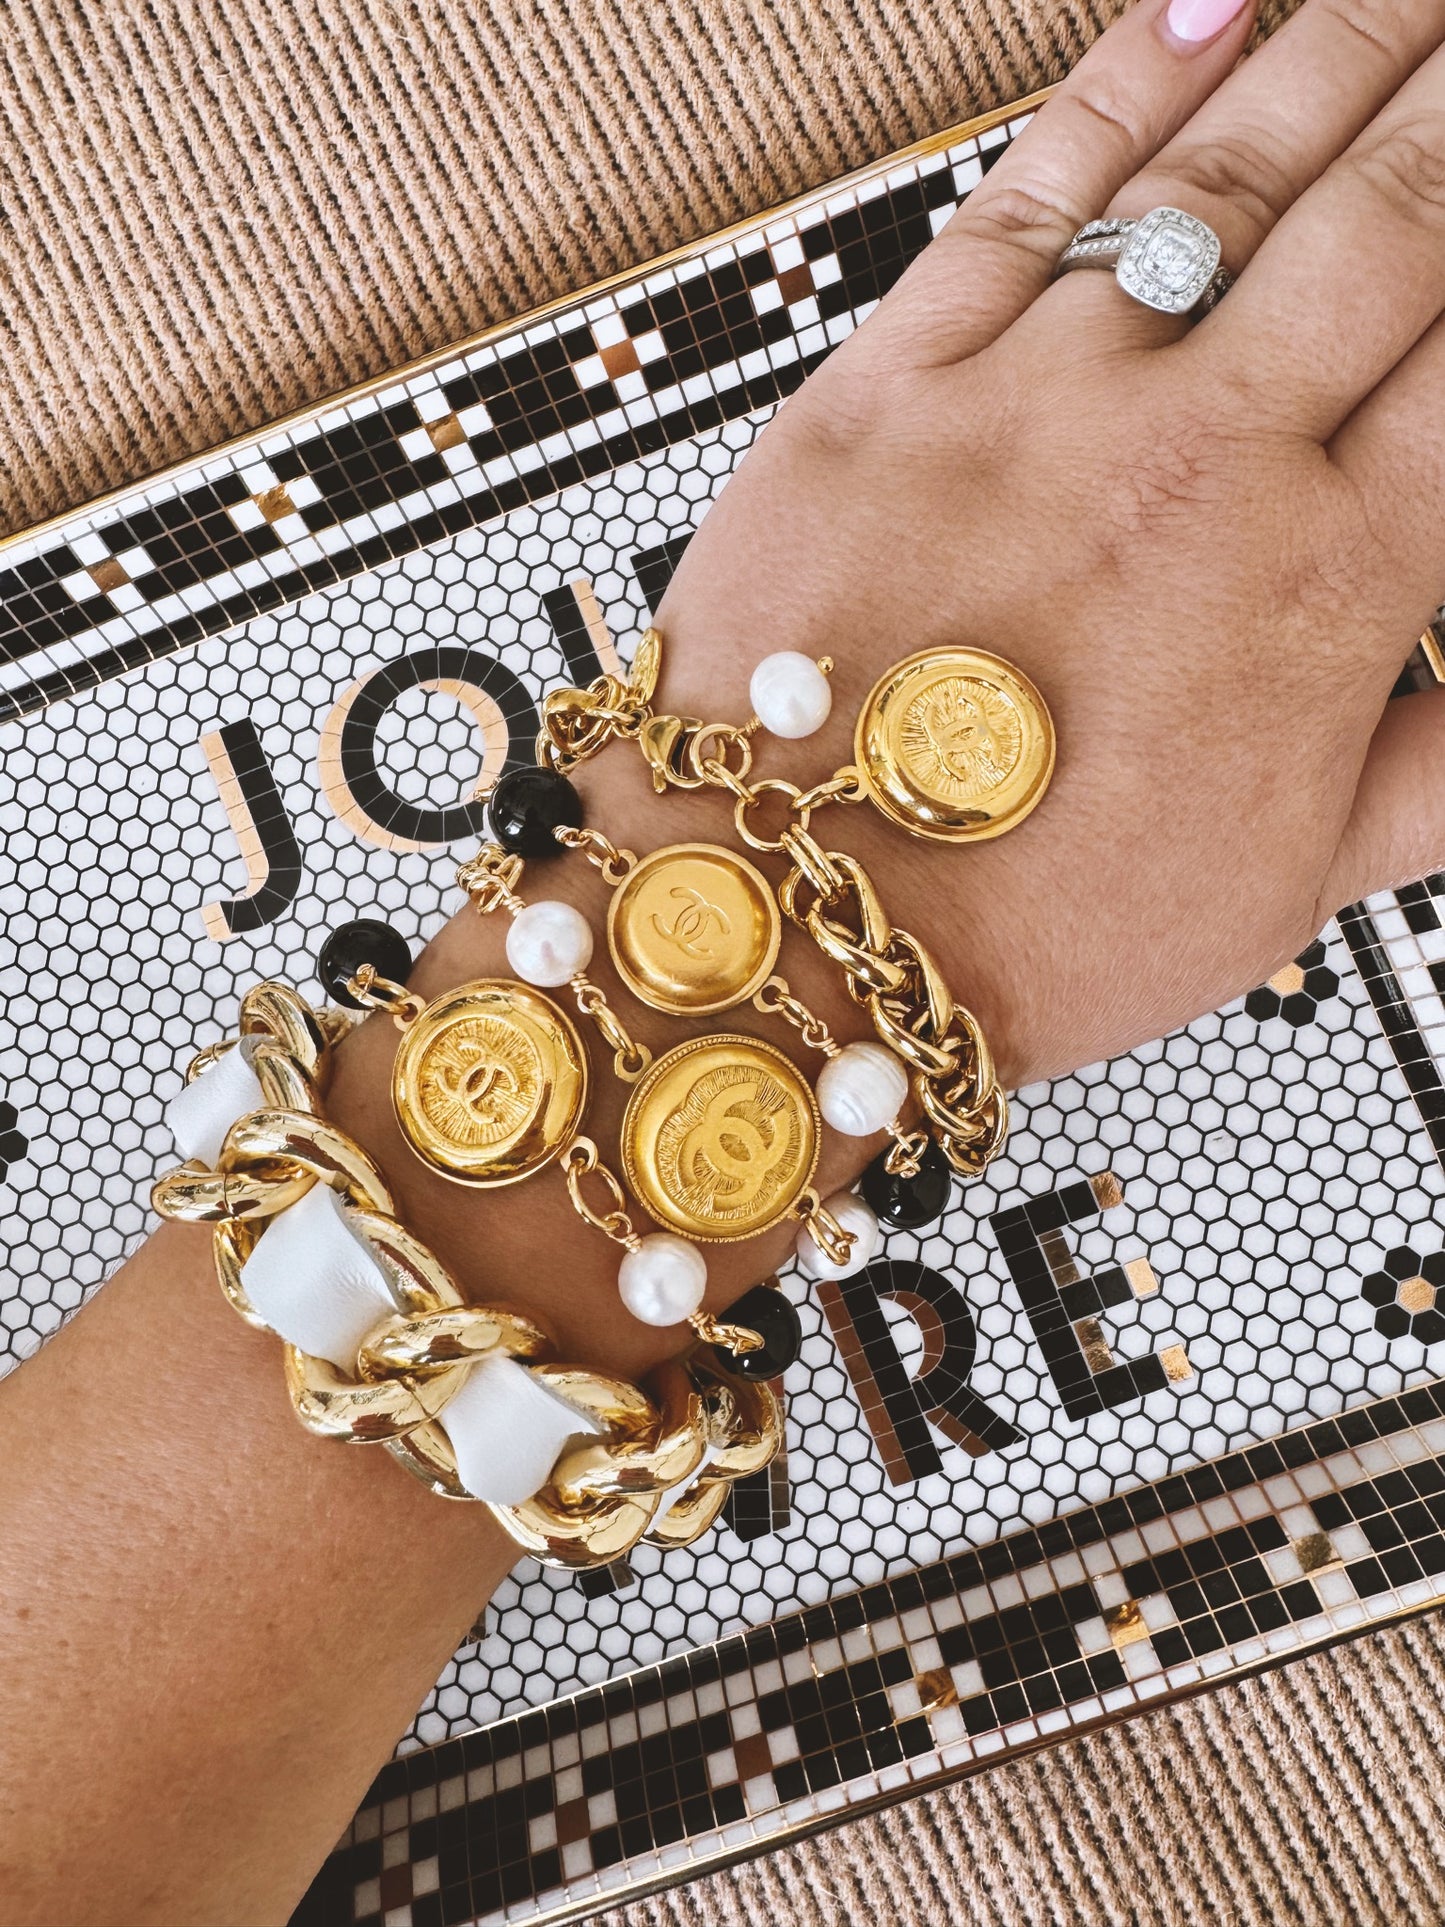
[322,744,875,1382]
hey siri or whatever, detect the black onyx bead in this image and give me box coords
[318,919,414,1010]
[712,1284,802,1381]
[487,767,584,857]
[860,1139,952,1231]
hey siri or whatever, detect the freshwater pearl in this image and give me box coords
[816,1042,909,1137]
[795,1191,882,1282]
[504,899,593,987]
[618,1234,709,1326]
[749,651,833,740]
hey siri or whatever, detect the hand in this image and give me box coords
[656,0,1445,1092]
[336,0,1445,1373]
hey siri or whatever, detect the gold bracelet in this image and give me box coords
[532,628,1053,1176]
[151,981,781,1569]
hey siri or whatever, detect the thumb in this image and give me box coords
[1324,688,1445,916]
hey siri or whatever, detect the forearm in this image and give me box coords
[0,657,909,1927]
[0,1221,516,1927]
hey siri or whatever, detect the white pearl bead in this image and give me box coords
[795,1192,882,1282]
[505,899,593,988]
[618,1234,708,1326]
[749,651,833,740]
[816,1042,909,1137]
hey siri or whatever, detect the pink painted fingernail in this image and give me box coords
[1164,0,1250,44]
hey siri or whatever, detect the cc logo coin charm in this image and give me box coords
[621,1035,819,1242]
[607,843,782,1016]
[392,979,588,1186]
[854,646,1055,843]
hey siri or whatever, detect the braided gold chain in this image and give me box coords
[151,982,781,1568]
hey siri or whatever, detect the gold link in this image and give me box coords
[212,1218,270,1329]
[185,1038,232,1083]
[358,1305,549,1379]
[456,843,526,915]
[284,1343,467,1442]
[699,1369,782,1476]
[239,982,324,1076]
[553,824,636,885]
[869,997,959,1079]
[794,764,868,815]
[538,675,636,772]
[570,977,652,1082]
[778,825,846,903]
[794,1188,856,1268]
[346,965,426,1030]
[550,1359,709,1502]
[751,975,837,1057]
[563,1136,641,1247]
[222,1110,396,1217]
[884,1128,931,1180]
[732,776,807,853]
[247,1039,319,1115]
[805,905,911,997]
[688,1310,765,1356]
[643,1480,732,1549]
[339,1205,467,1319]
[687,722,754,789]
[151,1162,315,1224]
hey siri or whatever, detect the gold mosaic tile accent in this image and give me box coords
[1269,961,1307,996]
[427,413,467,452]
[254,483,297,523]
[1126,1257,1159,1299]
[1293,1532,1339,1576]
[88,555,129,592]
[1399,1276,1435,1315]
[1104,1600,1149,1649]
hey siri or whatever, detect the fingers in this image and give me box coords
[1324,689,1445,914]
[1330,305,1445,607]
[1199,42,1445,442]
[848,0,1257,370]
[1045,0,1445,350]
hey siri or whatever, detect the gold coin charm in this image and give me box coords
[607,843,782,1016]
[621,1035,819,1243]
[854,646,1055,842]
[392,980,588,1187]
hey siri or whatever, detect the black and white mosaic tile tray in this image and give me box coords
[3,92,1445,1927]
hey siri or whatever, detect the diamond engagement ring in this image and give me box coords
[1054,206,1234,318]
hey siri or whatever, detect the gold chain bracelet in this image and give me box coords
[534,630,1032,1176]
[151,982,781,1569]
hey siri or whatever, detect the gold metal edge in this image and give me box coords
[511,1584,1445,1926]
[0,88,1054,560]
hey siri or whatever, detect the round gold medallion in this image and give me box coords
[621,1034,818,1242]
[854,646,1055,842]
[607,843,781,1016]
[392,979,588,1187]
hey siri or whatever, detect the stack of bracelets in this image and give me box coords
[152,634,1054,1568]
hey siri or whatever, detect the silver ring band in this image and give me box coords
[1055,206,1234,318]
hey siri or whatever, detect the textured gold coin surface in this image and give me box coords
[607,843,781,1016]
[392,979,587,1186]
[621,1035,818,1242]
[854,646,1055,842]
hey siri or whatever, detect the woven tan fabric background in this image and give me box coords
[5,1,1445,1922]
